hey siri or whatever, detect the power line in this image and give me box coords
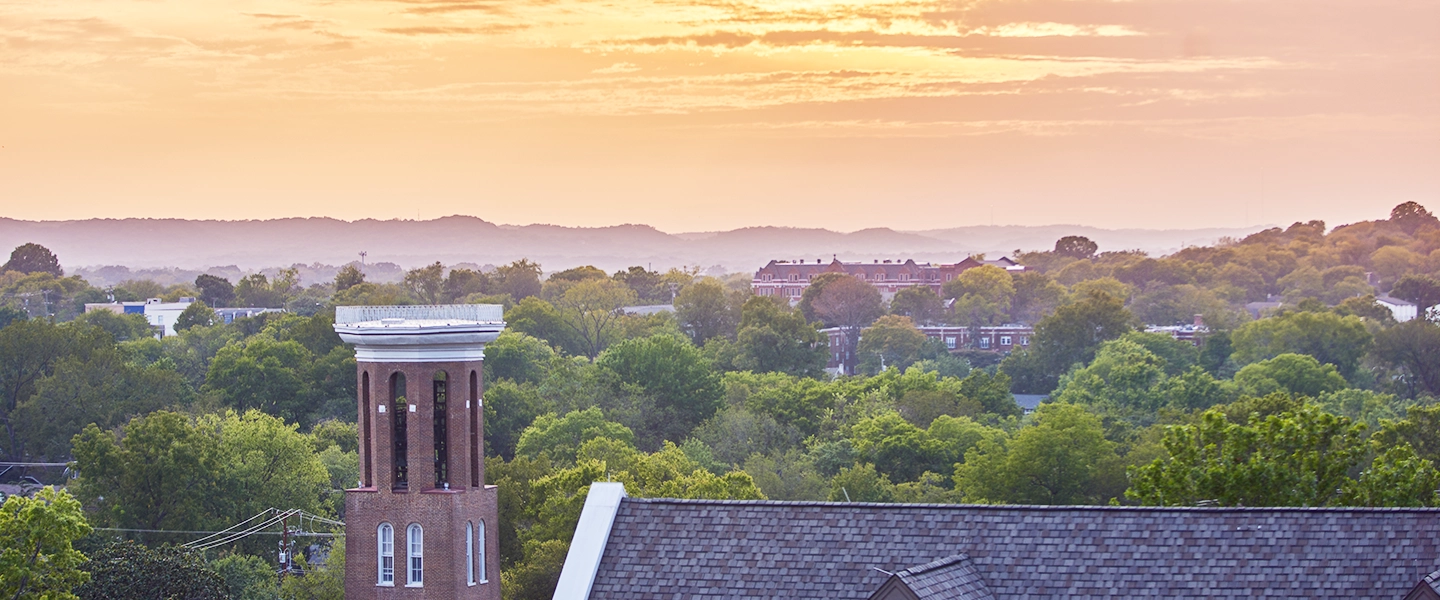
[95,527,340,537]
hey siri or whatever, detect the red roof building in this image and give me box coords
[752,257,1024,300]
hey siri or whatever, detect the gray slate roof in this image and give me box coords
[890,555,995,600]
[586,498,1440,599]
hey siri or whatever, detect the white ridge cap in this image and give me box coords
[553,482,627,600]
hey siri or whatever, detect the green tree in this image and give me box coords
[442,268,488,302]
[742,450,827,501]
[1233,353,1348,398]
[484,331,557,385]
[492,259,543,301]
[1002,289,1137,393]
[1054,236,1098,259]
[1389,201,1440,234]
[514,408,635,464]
[720,296,827,377]
[856,315,928,375]
[828,462,895,502]
[0,320,110,461]
[403,262,446,304]
[1341,444,1440,507]
[889,287,944,325]
[597,334,722,447]
[211,554,279,600]
[944,265,1014,329]
[2,243,63,277]
[1127,404,1366,507]
[1009,271,1066,324]
[552,279,638,359]
[75,310,153,342]
[194,274,235,308]
[1229,310,1371,380]
[0,487,92,600]
[673,280,738,346]
[1372,319,1440,398]
[506,297,579,356]
[955,403,1124,504]
[484,380,547,460]
[279,541,343,600]
[809,276,884,373]
[205,337,311,425]
[333,265,365,292]
[175,300,219,332]
[76,541,226,600]
[1392,274,1440,313]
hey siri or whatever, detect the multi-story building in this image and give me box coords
[752,256,1024,301]
[85,299,284,336]
[821,324,1035,374]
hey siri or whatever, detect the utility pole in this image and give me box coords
[360,251,368,269]
[279,512,291,583]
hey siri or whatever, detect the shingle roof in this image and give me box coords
[889,554,995,600]
[585,498,1440,599]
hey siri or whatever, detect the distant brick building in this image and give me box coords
[334,305,505,600]
[752,257,1024,301]
[821,325,1034,374]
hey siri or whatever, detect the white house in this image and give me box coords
[1376,296,1419,323]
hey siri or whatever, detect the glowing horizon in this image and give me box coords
[0,0,1435,232]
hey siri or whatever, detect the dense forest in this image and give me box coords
[4,202,1440,600]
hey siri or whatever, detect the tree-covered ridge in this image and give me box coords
[1,202,1439,599]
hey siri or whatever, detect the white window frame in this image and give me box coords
[945,336,956,349]
[1021,336,1029,346]
[478,520,488,583]
[1000,336,1012,346]
[466,522,476,586]
[377,523,395,586]
[979,337,990,349]
[406,524,423,587]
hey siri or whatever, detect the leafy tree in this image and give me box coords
[1127,404,1366,507]
[442,268,488,302]
[1373,404,1440,465]
[279,540,344,600]
[1372,319,1440,398]
[0,487,92,600]
[693,406,802,467]
[742,450,827,501]
[1002,289,1137,393]
[1009,271,1066,324]
[174,300,218,332]
[1233,353,1348,398]
[75,541,226,600]
[1054,235,1099,259]
[552,279,637,359]
[0,306,27,329]
[1390,201,1439,234]
[485,331,557,385]
[809,276,884,373]
[1341,444,1440,507]
[194,274,235,308]
[333,265,365,292]
[1229,310,1371,380]
[889,287,944,325]
[1392,274,1440,313]
[75,310,153,342]
[15,348,192,461]
[944,265,1014,328]
[0,320,110,461]
[329,282,414,307]
[597,334,722,447]
[205,337,311,425]
[515,408,635,464]
[3,243,63,277]
[717,296,827,377]
[828,462,895,502]
[71,410,332,545]
[403,262,446,304]
[484,380,547,460]
[957,369,1021,417]
[211,553,279,600]
[493,259,543,301]
[955,403,1123,504]
[234,271,296,308]
[674,280,738,345]
[856,315,928,375]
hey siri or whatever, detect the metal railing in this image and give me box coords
[335,304,504,325]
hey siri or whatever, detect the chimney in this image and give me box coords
[1194,314,1204,328]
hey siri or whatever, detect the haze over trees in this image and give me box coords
[2,202,1440,599]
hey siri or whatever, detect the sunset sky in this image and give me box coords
[1,0,1436,232]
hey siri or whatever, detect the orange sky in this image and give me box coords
[1,0,1436,232]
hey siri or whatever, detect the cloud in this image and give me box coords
[379,24,529,35]
[593,62,642,74]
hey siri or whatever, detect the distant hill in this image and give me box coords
[0,217,1265,281]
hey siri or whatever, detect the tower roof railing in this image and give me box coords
[334,304,504,325]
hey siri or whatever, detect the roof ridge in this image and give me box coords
[619,497,1440,513]
[898,554,971,577]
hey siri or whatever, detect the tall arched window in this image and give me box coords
[469,370,480,488]
[377,523,394,586]
[478,519,488,583]
[361,371,372,487]
[466,522,476,586]
[406,524,423,587]
[433,371,449,488]
[391,373,408,489]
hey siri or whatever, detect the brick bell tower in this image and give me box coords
[334,305,504,600]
